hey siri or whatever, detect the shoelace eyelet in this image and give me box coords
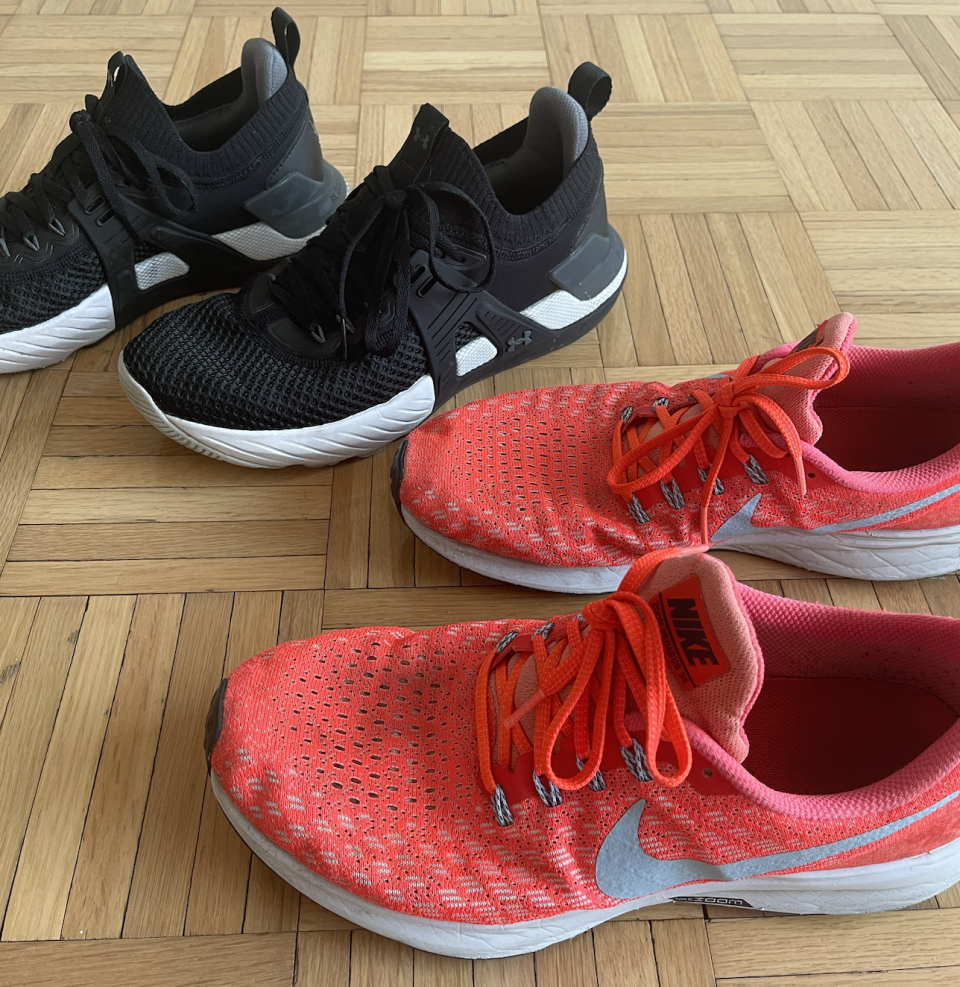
[491,784,514,827]
[660,477,685,511]
[628,495,650,525]
[698,468,724,496]
[621,738,653,783]
[576,756,606,792]
[535,621,554,641]
[743,455,769,485]
[494,630,518,655]
[532,772,563,808]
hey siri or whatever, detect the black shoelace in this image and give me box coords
[270,163,496,358]
[0,92,197,258]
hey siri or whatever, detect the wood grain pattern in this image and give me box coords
[2,4,960,985]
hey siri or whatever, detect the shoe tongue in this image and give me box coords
[758,312,857,446]
[391,103,498,214]
[94,54,179,156]
[506,555,763,764]
[642,554,764,763]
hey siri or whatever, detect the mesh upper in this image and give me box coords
[0,236,105,333]
[122,292,430,429]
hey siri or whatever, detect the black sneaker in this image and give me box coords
[0,8,346,373]
[118,63,625,468]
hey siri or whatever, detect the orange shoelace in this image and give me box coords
[608,345,850,545]
[475,548,701,825]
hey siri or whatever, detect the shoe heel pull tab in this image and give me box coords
[567,62,612,122]
[271,7,301,68]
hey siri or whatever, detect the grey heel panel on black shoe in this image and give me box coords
[550,225,625,301]
[245,158,348,238]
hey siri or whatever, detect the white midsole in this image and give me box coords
[520,253,627,329]
[0,220,329,374]
[403,507,630,592]
[0,283,116,373]
[118,355,437,469]
[211,774,960,959]
[717,522,960,581]
[401,509,960,591]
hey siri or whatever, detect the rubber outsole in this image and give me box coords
[210,772,960,959]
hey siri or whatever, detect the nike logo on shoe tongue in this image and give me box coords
[653,575,731,691]
[594,793,957,900]
[711,481,960,544]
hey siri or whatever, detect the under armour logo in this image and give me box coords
[412,127,431,149]
[507,330,533,351]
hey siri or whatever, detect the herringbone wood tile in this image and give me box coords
[1,3,960,985]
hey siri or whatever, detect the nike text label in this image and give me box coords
[656,576,731,690]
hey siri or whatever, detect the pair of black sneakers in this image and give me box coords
[3,10,626,468]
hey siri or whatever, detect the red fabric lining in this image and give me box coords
[818,406,960,473]
[742,676,958,795]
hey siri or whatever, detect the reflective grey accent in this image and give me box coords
[244,162,348,239]
[711,493,763,542]
[536,621,555,640]
[809,478,960,534]
[661,478,685,511]
[595,793,957,901]
[711,477,960,544]
[491,785,514,827]
[744,455,769,485]
[652,396,669,408]
[621,739,652,783]
[620,405,633,422]
[628,495,650,525]
[495,630,518,654]
[549,227,626,301]
[533,772,563,808]
[699,468,724,496]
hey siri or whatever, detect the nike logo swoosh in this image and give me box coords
[711,480,960,544]
[594,793,956,900]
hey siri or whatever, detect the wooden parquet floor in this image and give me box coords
[5,2,960,985]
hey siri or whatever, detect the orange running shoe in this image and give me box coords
[394,313,960,591]
[206,552,960,958]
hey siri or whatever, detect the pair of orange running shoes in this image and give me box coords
[210,310,960,958]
